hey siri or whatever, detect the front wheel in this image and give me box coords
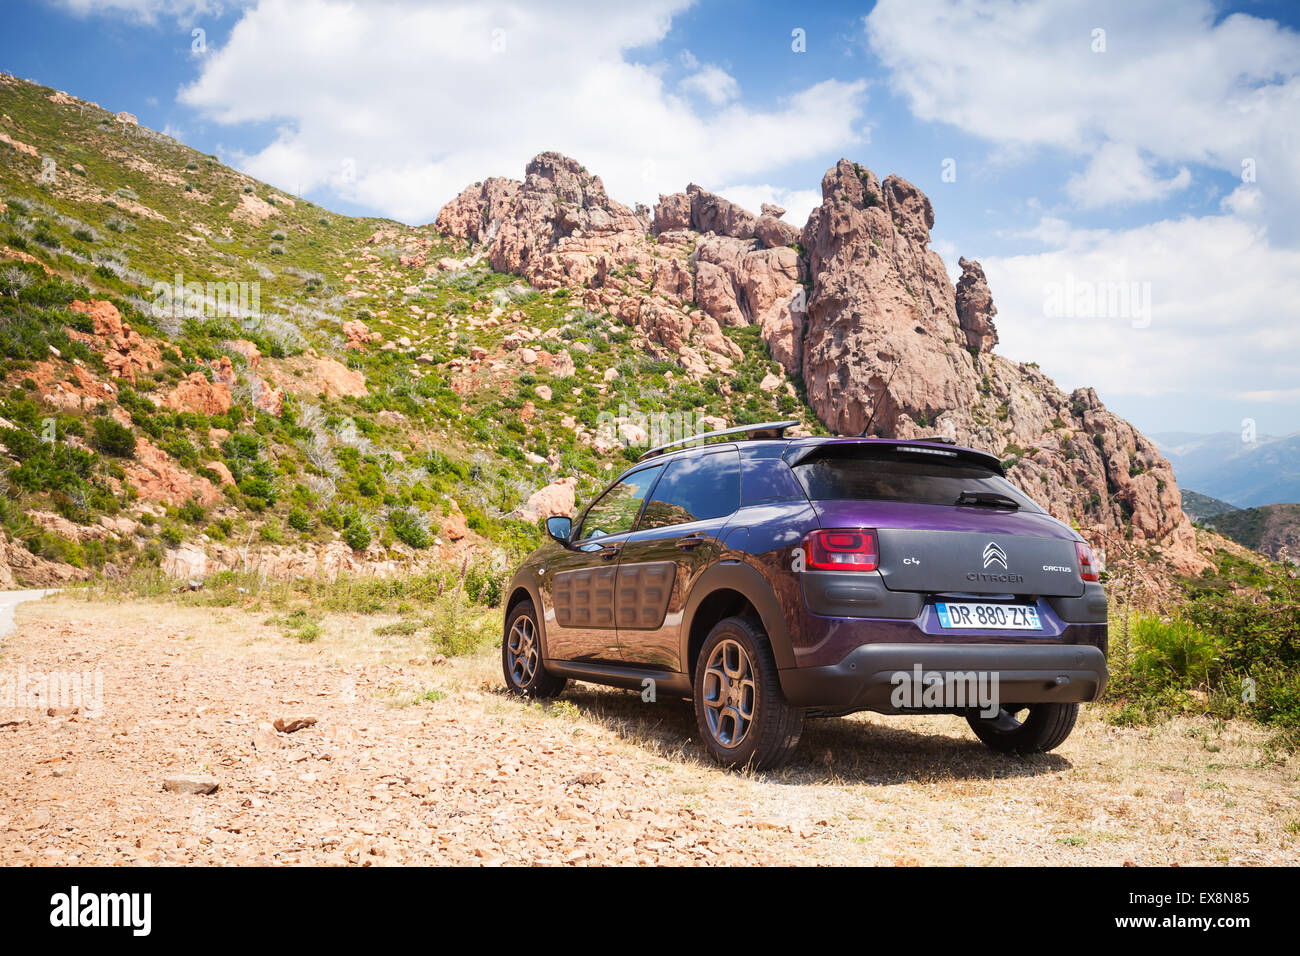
[693,616,804,771]
[966,702,1078,754]
[501,601,567,699]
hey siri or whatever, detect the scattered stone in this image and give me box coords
[163,774,219,795]
[273,715,318,734]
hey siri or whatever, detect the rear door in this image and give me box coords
[542,464,663,662]
[616,447,741,670]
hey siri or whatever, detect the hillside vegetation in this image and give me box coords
[0,74,817,588]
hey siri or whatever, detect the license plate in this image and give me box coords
[935,602,1042,630]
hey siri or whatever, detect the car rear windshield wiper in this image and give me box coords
[955,490,1021,509]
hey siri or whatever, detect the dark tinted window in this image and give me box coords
[740,456,806,504]
[792,447,1042,512]
[576,465,663,540]
[639,449,740,529]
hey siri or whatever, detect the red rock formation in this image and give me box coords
[162,372,232,416]
[209,355,237,389]
[437,154,803,376]
[342,319,379,350]
[955,257,999,352]
[514,476,577,522]
[68,299,162,383]
[125,440,221,508]
[228,339,262,369]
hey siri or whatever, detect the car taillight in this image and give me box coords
[1075,541,1100,582]
[804,529,879,572]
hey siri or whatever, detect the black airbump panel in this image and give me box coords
[553,566,616,628]
[615,561,676,629]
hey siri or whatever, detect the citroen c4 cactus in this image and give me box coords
[502,421,1108,770]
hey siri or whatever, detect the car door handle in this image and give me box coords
[599,545,621,560]
[676,532,707,550]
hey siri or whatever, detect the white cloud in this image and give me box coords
[49,0,239,22]
[980,214,1300,405]
[866,0,1300,429]
[1065,142,1191,208]
[178,0,868,224]
[711,184,822,228]
[864,0,1300,234]
[679,65,739,106]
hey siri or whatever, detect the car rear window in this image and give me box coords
[791,446,1043,511]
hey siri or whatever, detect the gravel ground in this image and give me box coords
[1,593,1296,866]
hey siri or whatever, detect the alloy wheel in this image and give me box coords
[702,638,756,748]
[506,615,539,688]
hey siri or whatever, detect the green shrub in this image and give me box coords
[287,507,312,532]
[342,512,371,551]
[91,417,136,457]
[1106,552,1300,741]
[389,508,431,549]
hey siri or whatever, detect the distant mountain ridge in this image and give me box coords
[1152,431,1300,507]
[1198,502,1300,564]
[1180,489,1239,522]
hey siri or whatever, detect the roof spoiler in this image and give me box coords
[637,419,800,461]
[784,438,1005,475]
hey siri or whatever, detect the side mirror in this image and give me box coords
[545,515,573,545]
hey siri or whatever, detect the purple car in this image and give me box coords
[502,421,1107,770]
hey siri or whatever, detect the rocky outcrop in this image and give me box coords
[0,535,91,587]
[437,154,805,377]
[798,158,1203,573]
[342,319,379,350]
[955,257,999,352]
[652,184,756,240]
[67,299,162,383]
[801,160,974,438]
[271,356,367,400]
[513,476,577,522]
[125,439,221,508]
[755,203,800,249]
[163,372,232,416]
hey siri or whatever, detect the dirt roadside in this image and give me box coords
[0,593,1296,866]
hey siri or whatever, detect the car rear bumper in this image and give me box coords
[778,642,1108,713]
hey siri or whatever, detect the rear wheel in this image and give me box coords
[693,616,804,771]
[501,601,567,699]
[966,702,1078,754]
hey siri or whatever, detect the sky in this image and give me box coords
[2,0,1299,438]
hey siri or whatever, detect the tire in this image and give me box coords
[966,702,1078,755]
[501,601,567,699]
[693,616,804,771]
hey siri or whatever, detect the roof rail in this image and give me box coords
[637,419,801,461]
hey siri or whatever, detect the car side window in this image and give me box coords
[575,465,664,541]
[639,448,740,530]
